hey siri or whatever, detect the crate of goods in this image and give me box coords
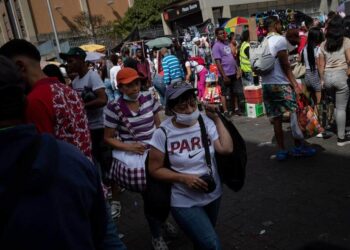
[243,86,263,104]
[245,103,265,118]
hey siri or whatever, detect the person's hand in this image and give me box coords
[204,104,220,121]
[182,174,208,192]
[294,84,303,95]
[128,142,147,155]
[236,68,242,79]
[223,76,230,84]
[320,79,325,89]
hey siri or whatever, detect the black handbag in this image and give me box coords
[214,111,247,192]
[143,127,172,222]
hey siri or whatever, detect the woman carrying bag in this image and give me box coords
[319,15,350,146]
[148,82,233,249]
[104,67,175,250]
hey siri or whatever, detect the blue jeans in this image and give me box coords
[152,74,166,106]
[104,201,127,250]
[171,197,222,250]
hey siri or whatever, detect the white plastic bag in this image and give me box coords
[290,112,304,140]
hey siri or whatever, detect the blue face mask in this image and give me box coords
[174,108,200,126]
[123,93,140,102]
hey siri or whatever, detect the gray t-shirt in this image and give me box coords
[261,35,290,85]
[72,70,105,130]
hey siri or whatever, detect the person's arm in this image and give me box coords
[185,63,191,81]
[215,59,230,83]
[345,48,350,76]
[277,50,302,94]
[154,112,161,128]
[148,146,208,191]
[318,52,325,87]
[85,88,108,109]
[104,127,146,154]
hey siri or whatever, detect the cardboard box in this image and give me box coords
[246,103,265,118]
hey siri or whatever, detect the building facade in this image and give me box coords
[162,0,340,35]
[0,0,132,46]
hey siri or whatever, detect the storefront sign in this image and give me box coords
[163,1,200,22]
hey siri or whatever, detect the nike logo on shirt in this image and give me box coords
[188,151,201,159]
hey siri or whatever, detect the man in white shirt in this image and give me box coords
[109,54,122,89]
[60,47,108,171]
[261,16,315,161]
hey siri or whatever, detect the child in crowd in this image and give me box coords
[203,71,228,115]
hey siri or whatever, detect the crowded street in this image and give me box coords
[118,115,350,249]
[0,0,350,250]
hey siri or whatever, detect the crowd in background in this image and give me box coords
[1,9,350,250]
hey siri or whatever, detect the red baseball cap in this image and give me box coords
[116,67,140,84]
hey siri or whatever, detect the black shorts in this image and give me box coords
[219,74,243,96]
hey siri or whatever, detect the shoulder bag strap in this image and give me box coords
[198,115,212,174]
[114,99,137,139]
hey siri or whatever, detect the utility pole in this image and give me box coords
[8,0,22,38]
[85,0,97,43]
[46,0,61,54]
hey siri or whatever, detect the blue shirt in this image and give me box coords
[162,54,184,85]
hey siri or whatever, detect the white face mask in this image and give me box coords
[174,108,200,126]
[123,93,140,102]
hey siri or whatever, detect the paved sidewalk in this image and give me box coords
[115,116,350,250]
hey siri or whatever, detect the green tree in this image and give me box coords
[113,0,171,38]
[73,11,106,37]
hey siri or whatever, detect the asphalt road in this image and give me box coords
[115,115,350,250]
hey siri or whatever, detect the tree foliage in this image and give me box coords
[73,11,106,36]
[113,0,171,39]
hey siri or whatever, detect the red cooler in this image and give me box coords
[244,86,263,104]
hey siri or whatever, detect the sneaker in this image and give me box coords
[276,150,289,161]
[110,201,121,219]
[291,145,316,157]
[316,132,323,138]
[162,221,178,239]
[337,137,350,146]
[151,236,169,250]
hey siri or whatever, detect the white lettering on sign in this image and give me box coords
[182,3,198,13]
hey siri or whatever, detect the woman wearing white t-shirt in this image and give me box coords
[148,82,233,249]
[303,27,324,105]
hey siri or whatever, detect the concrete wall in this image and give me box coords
[199,0,340,25]
[27,0,129,35]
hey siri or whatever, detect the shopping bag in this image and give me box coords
[296,94,324,138]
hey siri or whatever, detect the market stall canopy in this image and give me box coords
[222,17,248,33]
[145,37,173,49]
[85,51,105,62]
[80,44,106,53]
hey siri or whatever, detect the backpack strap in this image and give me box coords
[198,115,213,175]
